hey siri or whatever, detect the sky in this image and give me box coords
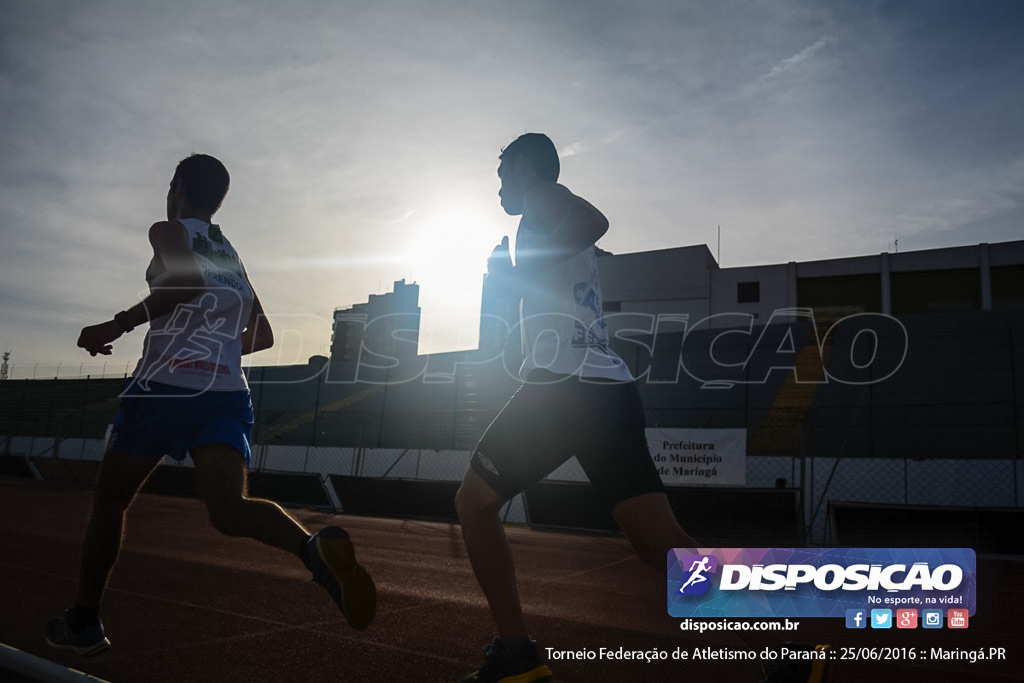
[1,0,1022,379]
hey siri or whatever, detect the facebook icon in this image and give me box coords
[845,609,867,629]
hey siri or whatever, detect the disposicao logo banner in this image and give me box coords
[667,548,976,618]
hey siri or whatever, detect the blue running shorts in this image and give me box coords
[109,379,253,466]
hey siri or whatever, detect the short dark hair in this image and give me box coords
[173,154,230,213]
[500,133,559,182]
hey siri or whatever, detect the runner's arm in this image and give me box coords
[514,183,608,275]
[485,236,518,299]
[240,271,274,355]
[77,221,206,356]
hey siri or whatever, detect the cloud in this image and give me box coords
[2,1,1022,369]
[390,209,417,224]
[763,35,836,80]
[893,155,1024,239]
[560,141,589,158]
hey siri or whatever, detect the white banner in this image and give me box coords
[645,428,746,486]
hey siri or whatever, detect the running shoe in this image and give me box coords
[45,611,110,657]
[460,637,553,683]
[305,525,377,629]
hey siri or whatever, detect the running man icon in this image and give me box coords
[679,556,713,594]
[135,291,231,392]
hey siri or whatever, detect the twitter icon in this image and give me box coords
[870,609,893,629]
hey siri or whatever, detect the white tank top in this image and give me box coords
[133,218,253,392]
[517,232,633,382]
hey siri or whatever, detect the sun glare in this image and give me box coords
[404,205,510,355]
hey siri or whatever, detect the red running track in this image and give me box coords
[0,477,1020,682]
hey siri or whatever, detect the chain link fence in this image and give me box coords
[2,312,1021,543]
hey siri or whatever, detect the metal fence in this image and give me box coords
[2,310,1022,543]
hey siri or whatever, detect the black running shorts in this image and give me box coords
[470,371,664,508]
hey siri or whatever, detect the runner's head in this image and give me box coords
[497,133,559,215]
[169,154,231,218]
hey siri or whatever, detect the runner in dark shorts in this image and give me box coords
[472,371,664,510]
[455,134,700,683]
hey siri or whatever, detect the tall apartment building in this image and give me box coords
[330,279,422,362]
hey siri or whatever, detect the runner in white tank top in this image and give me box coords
[50,154,376,659]
[516,229,632,382]
[456,133,699,683]
[133,217,254,392]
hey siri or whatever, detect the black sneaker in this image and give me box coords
[45,610,110,657]
[460,637,553,683]
[305,525,377,629]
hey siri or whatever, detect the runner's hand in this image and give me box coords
[77,321,123,356]
[487,236,513,276]
[486,236,517,297]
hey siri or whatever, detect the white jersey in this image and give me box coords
[133,218,253,392]
[516,229,633,382]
